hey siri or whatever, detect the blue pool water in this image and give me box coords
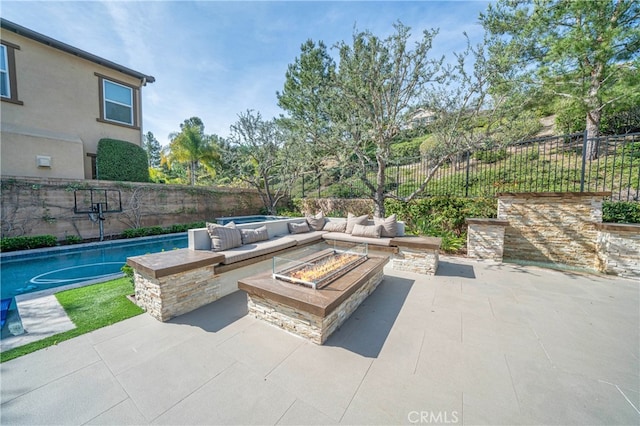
[0,233,188,301]
[217,215,289,225]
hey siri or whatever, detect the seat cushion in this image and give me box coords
[351,223,382,238]
[283,230,327,245]
[374,214,398,237]
[322,232,393,246]
[219,236,297,264]
[323,220,347,233]
[240,226,269,244]
[306,211,326,231]
[207,222,242,251]
[346,213,369,234]
[288,221,311,234]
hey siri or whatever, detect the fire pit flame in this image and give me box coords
[273,248,368,289]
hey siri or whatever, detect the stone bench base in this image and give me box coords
[390,236,441,275]
[239,253,389,344]
[127,249,225,321]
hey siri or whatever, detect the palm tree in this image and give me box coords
[168,117,221,185]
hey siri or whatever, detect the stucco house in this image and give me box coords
[0,19,155,180]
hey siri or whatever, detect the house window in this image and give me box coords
[1,45,9,98]
[0,41,23,105]
[104,79,133,125]
[95,73,138,128]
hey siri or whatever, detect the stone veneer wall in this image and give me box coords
[247,269,385,344]
[466,219,510,261]
[498,192,608,270]
[134,266,222,321]
[595,223,640,279]
[392,248,439,275]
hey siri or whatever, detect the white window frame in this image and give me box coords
[0,44,10,99]
[103,79,134,126]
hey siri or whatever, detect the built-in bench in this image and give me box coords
[127,216,441,322]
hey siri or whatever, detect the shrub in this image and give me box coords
[385,196,497,253]
[65,235,82,245]
[121,221,206,239]
[0,235,58,252]
[474,149,508,163]
[96,138,150,182]
[603,201,640,223]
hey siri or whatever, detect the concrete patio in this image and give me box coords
[1,255,638,425]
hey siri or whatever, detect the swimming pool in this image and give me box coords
[216,215,290,225]
[0,233,188,301]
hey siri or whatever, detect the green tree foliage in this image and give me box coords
[96,138,149,182]
[332,22,442,217]
[276,39,336,174]
[167,117,221,186]
[142,131,162,168]
[227,110,301,214]
[481,0,640,159]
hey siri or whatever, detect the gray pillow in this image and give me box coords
[240,226,269,244]
[351,223,382,238]
[288,221,310,234]
[206,222,242,251]
[374,214,398,237]
[323,221,347,233]
[345,213,369,234]
[305,211,326,231]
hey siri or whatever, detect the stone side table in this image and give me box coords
[465,218,510,262]
[390,236,442,275]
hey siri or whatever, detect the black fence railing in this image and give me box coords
[293,132,640,202]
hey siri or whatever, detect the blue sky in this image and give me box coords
[2,1,491,146]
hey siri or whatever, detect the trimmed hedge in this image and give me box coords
[0,235,57,252]
[603,201,640,223]
[120,221,206,239]
[97,138,150,182]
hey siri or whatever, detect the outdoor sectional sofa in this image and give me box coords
[128,214,440,322]
[187,214,407,269]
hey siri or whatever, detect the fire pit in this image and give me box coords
[239,244,389,344]
[272,244,368,289]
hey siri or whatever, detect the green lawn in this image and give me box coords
[0,277,143,363]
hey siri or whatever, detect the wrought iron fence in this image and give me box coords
[294,132,640,202]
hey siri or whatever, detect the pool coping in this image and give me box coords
[0,232,188,261]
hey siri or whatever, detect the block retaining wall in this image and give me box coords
[1,176,263,240]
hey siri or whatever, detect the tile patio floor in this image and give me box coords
[1,256,638,425]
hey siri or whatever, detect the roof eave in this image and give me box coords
[0,18,155,84]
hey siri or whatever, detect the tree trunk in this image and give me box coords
[585,63,603,161]
[190,161,197,186]
[374,157,386,218]
[585,109,601,161]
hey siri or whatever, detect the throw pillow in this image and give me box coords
[240,226,269,245]
[345,213,369,234]
[305,211,326,231]
[323,221,347,233]
[206,221,242,251]
[351,223,382,238]
[288,221,310,234]
[374,214,398,237]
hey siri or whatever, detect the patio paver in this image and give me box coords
[1,255,638,425]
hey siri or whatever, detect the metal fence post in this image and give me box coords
[580,129,588,192]
[465,151,471,198]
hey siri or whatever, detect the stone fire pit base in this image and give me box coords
[239,253,388,344]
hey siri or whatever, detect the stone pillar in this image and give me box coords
[594,223,640,279]
[465,218,510,262]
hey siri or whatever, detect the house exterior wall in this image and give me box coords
[1,29,145,180]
